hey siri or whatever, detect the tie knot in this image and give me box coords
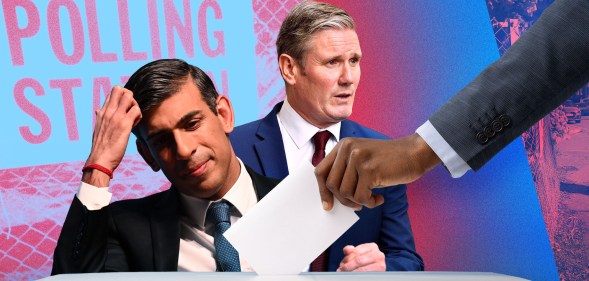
[207,201,231,224]
[312,131,332,152]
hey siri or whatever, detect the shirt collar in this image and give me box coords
[277,99,341,149]
[178,158,255,229]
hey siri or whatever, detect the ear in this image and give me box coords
[278,53,299,86]
[216,95,235,134]
[136,138,160,172]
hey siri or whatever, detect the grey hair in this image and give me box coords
[276,1,355,68]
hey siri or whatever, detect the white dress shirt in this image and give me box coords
[416,120,471,177]
[276,99,341,173]
[76,158,257,272]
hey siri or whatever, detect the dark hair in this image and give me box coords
[125,59,219,137]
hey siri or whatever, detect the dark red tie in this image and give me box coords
[310,130,332,271]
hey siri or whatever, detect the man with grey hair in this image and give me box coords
[231,1,424,272]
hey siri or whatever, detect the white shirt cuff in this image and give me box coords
[76,182,112,210]
[416,120,471,178]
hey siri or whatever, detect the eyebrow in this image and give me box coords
[326,52,362,61]
[146,110,203,141]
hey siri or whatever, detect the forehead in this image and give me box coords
[140,81,208,131]
[306,28,361,56]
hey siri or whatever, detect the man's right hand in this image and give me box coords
[315,134,441,211]
[82,86,142,186]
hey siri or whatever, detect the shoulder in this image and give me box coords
[245,165,281,187]
[232,118,263,136]
[342,119,391,140]
[245,165,281,199]
[232,102,282,138]
[110,188,175,214]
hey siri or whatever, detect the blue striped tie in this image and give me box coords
[207,201,241,272]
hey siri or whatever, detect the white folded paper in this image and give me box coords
[224,162,359,275]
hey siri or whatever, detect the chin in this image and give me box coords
[332,111,352,121]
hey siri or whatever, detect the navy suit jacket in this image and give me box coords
[52,166,280,274]
[230,102,424,271]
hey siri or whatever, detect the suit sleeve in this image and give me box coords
[429,0,589,170]
[51,196,129,274]
[376,185,424,271]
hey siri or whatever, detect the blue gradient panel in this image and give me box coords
[328,0,558,280]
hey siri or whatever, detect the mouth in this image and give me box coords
[185,160,209,177]
[334,93,352,99]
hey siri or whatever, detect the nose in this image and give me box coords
[174,131,195,160]
[339,63,355,86]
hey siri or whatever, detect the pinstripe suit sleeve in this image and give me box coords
[429,0,589,171]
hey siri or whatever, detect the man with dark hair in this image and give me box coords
[231,1,423,272]
[52,59,279,273]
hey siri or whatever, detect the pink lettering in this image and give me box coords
[2,0,40,66]
[147,0,162,60]
[50,79,82,141]
[14,78,51,144]
[85,0,118,62]
[118,0,148,61]
[164,0,194,58]
[206,70,229,97]
[47,0,85,65]
[120,76,130,85]
[198,0,225,58]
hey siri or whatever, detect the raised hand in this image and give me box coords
[82,86,142,186]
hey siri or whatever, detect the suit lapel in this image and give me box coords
[149,188,181,271]
[245,165,281,200]
[339,119,357,139]
[253,102,290,179]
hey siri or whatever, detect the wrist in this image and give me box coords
[81,162,114,187]
[410,133,441,175]
[83,163,113,179]
[81,169,111,187]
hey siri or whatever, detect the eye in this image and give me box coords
[151,135,172,148]
[327,59,338,66]
[186,119,201,130]
[350,57,360,65]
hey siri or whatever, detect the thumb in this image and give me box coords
[342,245,355,255]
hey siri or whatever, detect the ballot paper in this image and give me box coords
[224,162,359,275]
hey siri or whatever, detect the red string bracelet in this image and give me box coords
[82,164,114,179]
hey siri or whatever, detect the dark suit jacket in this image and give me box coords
[430,0,589,170]
[230,102,424,271]
[52,166,280,274]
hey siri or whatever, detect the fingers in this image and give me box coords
[315,145,336,211]
[329,139,365,210]
[118,89,142,127]
[99,86,141,127]
[356,172,385,208]
[128,103,143,128]
[337,243,386,272]
[101,86,125,118]
[316,139,362,210]
[337,148,363,210]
